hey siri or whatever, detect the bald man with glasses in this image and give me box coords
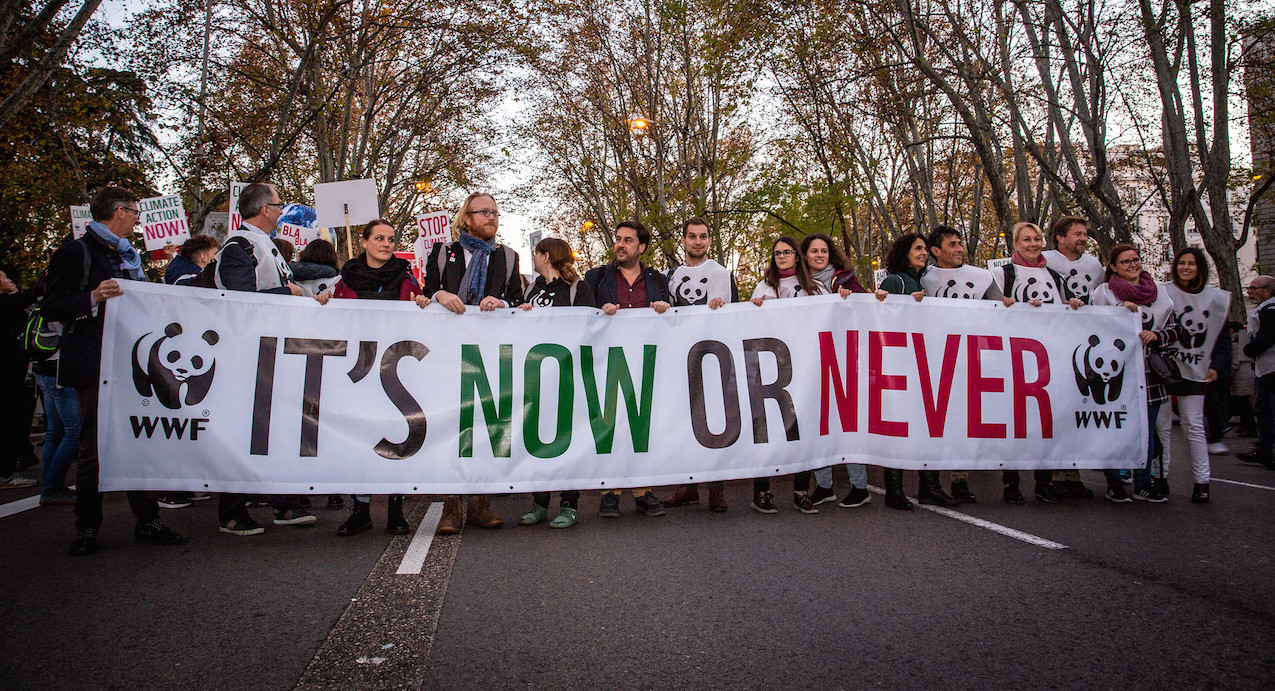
[1238,276,1275,469]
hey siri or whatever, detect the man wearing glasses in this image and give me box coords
[423,191,523,534]
[41,186,185,555]
[213,182,308,537]
[1239,276,1275,469]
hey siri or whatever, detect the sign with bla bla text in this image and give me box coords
[278,222,321,251]
[139,194,190,252]
[70,205,91,239]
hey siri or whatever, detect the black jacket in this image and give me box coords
[422,240,522,306]
[41,233,129,389]
[583,262,670,307]
[523,276,597,307]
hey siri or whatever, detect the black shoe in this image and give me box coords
[1003,484,1026,505]
[950,480,977,504]
[1034,483,1059,504]
[219,513,265,536]
[1155,477,1169,496]
[135,518,185,545]
[838,486,871,508]
[598,493,621,518]
[337,501,373,536]
[68,528,98,556]
[808,485,836,505]
[385,496,411,535]
[1132,485,1168,503]
[884,490,914,511]
[326,495,345,510]
[635,492,665,517]
[156,494,193,509]
[1190,483,1210,504]
[918,484,962,507]
[1237,450,1274,466]
[792,491,819,514]
[1106,485,1132,503]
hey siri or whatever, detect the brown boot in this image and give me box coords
[466,495,504,529]
[436,496,464,535]
[664,484,700,507]
[708,487,727,512]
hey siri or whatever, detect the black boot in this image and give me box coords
[1190,483,1210,504]
[337,498,373,536]
[917,471,961,507]
[950,479,976,503]
[386,495,411,534]
[884,469,913,511]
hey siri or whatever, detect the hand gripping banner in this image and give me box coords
[98,283,1147,494]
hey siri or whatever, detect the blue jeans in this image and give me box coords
[36,374,80,498]
[814,463,867,489]
[1105,401,1160,489]
[1255,374,1275,455]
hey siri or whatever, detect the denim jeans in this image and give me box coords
[1105,401,1160,489]
[813,463,867,489]
[36,373,80,498]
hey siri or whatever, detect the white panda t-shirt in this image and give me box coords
[751,275,824,300]
[1091,282,1174,331]
[921,265,997,300]
[1043,250,1104,304]
[668,259,734,306]
[1158,282,1229,382]
[990,264,1065,304]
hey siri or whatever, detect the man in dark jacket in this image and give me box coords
[582,220,670,518]
[41,186,184,556]
[163,234,218,286]
[421,192,520,534]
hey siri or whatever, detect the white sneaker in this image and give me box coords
[1207,442,1230,455]
[0,473,36,489]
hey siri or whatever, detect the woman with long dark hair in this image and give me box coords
[1090,243,1182,503]
[750,237,823,514]
[1157,247,1230,503]
[316,219,430,535]
[517,237,595,528]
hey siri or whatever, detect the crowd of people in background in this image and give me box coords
[1,183,1270,558]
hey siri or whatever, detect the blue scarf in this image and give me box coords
[88,221,145,280]
[456,231,497,305]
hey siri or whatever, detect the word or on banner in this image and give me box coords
[98,284,1146,495]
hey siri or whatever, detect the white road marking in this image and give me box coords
[396,501,445,575]
[1210,477,1275,491]
[0,486,74,519]
[867,485,1069,550]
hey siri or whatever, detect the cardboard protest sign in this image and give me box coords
[987,257,1012,270]
[228,181,249,231]
[70,205,91,239]
[139,195,191,252]
[412,210,451,282]
[277,222,321,251]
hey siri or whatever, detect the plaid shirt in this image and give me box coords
[1145,312,1182,405]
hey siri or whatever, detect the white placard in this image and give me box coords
[413,210,451,272]
[873,268,887,289]
[138,195,191,251]
[987,257,1012,270]
[228,181,249,231]
[70,205,91,239]
[528,229,543,251]
[98,286,1146,494]
[277,222,322,251]
[314,178,380,229]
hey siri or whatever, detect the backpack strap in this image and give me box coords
[503,245,516,288]
[569,280,578,305]
[1002,263,1016,298]
[77,237,91,292]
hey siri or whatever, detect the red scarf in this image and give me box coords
[1011,252,1047,268]
[1107,271,1158,305]
[778,267,796,278]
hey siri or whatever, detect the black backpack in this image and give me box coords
[22,238,91,361]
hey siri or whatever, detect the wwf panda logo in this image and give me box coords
[938,279,978,299]
[1013,276,1056,304]
[1072,334,1127,405]
[1139,308,1155,331]
[131,322,220,410]
[529,290,556,307]
[1176,305,1209,349]
[674,275,709,305]
[1065,268,1093,300]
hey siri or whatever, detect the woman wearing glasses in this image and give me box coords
[1090,244,1181,503]
[749,236,824,514]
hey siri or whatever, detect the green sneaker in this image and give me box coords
[519,504,548,526]
[549,506,578,529]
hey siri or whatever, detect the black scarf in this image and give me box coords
[340,253,411,300]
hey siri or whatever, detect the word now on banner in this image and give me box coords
[98,284,1147,495]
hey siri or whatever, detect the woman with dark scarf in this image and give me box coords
[516,237,596,528]
[316,219,430,535]
[1090,243,1181,503]
[868,233,961,509]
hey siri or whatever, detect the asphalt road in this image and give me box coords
[2,425,1273,690]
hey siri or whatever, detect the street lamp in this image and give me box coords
[627,117,651,135]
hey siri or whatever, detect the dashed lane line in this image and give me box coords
[396,501,444,574]
[866,485,1069,550]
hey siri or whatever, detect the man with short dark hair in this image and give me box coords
[1239,276,1275,469]
[584,220,671,517]
[164,234,219,286]
[41,186,184,555]
[662,217,736,511]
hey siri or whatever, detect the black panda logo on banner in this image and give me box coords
[1072,334,1127,405]
[131,323,220,410]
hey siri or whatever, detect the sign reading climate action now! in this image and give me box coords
[98,283,1147,494]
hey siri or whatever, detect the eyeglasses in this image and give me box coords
[773,249,796,257]
[1247,285,1270,292]
[468,209,500,219]
[266,202,285,209]
[120,207,140,216]
[1116,258,1141,266]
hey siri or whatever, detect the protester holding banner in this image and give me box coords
[291,240,342,298]
[0,266,37,490]
[163,235,218,286]
[424,192,520,533]
[749,236,824,514]
[1091,244,1181,503]
[40,186,184,554]
[516,237,595,528]
[663,218,737,513]
[800,233,871,509]
[314,219,424,535]
[584,220,671,518]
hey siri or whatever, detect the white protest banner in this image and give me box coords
[70,205,91,239]
[138,195,191,251]
[98,287,1146,495]
[228,181,249,231]
[413,210,451,277]
[277,222,321,251]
